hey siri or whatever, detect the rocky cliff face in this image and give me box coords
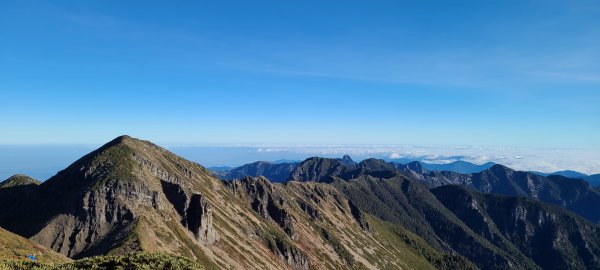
[160,180,218,244]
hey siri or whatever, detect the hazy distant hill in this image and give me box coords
[211,158,497,180]
[587,174,600,187]
[419,160,496,174]
[531,170,600,187]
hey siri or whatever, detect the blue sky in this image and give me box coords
[1,0,599,147]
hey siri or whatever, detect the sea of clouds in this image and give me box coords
[168,144,600,175]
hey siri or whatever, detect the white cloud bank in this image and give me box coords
[254,145,600,174]
[167,144,600,175]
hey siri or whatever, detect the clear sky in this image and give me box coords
[1,0,599,148]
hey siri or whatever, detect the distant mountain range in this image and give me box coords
[420,160,497,174]
[530,170,600,187]
[212,157,600,188]
[1,136,599,269]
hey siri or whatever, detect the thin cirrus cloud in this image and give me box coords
[223,40,600,89]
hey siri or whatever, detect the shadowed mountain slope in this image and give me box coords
[217,161,297,182]
[432,185,600,269]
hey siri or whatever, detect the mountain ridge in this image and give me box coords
[2,136,599,270]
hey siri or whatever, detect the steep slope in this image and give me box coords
[432,185,600,269]
[218,161,297,182]
[394,162,458,187]
[225,176,441,269]
[465,165,600,223]
[0,227,69,264]
[0,175,40,225]
[337,155,357,167]
[330,174,538,270]
[397,163,600,224]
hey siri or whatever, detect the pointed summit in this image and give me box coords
[0,135,221,258]
[338,155,357,166]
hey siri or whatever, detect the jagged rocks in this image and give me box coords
[187,193,218,245]
[347,200,371,232]
[297,200,320,220]
[227,177,298,239]
[264,232,309,270]
[160,180,218,245]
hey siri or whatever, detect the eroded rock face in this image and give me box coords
[228,177,297,239]
[347,200,371,232]
[227,176,310,268]
[160,180,218,245]
[29,180,140,258]
[187,193,217,244]
[267,235,309,270]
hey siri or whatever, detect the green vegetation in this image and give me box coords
[165,220,218,270]
[367,218,475,270]
[319,227,354,266]
[0,175,40,189]
[0,252,205,270]
[87,142,137,190]
[0,228,68,264]
[331,176,529,269]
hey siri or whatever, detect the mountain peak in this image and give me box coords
[114,134,133,141]
[358,158,395,171]
[406,161,425,173]
[2,135,221,258]
[487,164,513,173]
[0,174,41,188]
[339,155,355,166]
[102,135,145,149]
